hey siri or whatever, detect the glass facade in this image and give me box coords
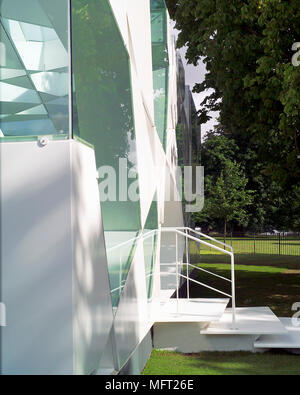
[105,231,139,308]
[0,0,160,310]
[71,0,142,309]
[150,0,169,150]
[0,0,70,140]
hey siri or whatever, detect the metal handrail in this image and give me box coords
[160,271,232,298]
[187,227,233,252]
[107,226,236,328]
[107,229,157,253]
[109,229,158,296]
[187,262,232,283]
[162,226,233,252]
[161,227,236,328]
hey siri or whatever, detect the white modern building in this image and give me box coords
[0,0,298,375]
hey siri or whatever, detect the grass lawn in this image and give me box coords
[143,252,300,375]
[187,253,300,316]
[143,350,300,375]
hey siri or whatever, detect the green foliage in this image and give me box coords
[166,0,300,182]
[196,158,254,238]
[166,0,300,230]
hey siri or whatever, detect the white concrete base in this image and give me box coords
[153,322,261,353]
[153,307,291,353]
[254,318,300,351]
[154,298,229,323]
[200,307,287,335]
[159,289,176,300]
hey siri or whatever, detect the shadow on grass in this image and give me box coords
[180,253,300,317]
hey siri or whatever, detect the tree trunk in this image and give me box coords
[224,217,227,248]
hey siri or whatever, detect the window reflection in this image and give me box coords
[0,0,69,138]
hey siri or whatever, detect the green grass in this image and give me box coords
[185,253,300,316]
[143,252,300,375]
[143,350,300,375]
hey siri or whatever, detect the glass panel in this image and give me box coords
[105,231,139,309]
[143,195,158,300]
[0,0,69,140]
[150,0,169,150]
[71,0,142,308]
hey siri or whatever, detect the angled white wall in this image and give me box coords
[0,140,114,374]
[0,140,74,374]
[71,141,114,375]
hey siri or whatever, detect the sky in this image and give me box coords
[171,23,218,141]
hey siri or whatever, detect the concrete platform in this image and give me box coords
[154,298,229,323]
[159,289,176,300]
[200,307,288,335]
[254,318,300,349]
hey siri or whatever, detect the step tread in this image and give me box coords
[200,307,288,335]
[154,298,229,323]
[254,318,300,348]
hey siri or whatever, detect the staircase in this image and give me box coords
[154,227,300,354]
[254,318,300,354]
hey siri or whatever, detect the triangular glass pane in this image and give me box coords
[0,24,23,69]
[0,0,52,28]
[17,104,47,116]
[0,68,26,80]
[3,75,33,90]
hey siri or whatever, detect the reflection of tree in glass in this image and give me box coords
[72,0,136,171]
[150,0,169,149]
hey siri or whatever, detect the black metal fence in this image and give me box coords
[206,232,300,256]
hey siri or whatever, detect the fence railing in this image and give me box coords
[192,232,300,256]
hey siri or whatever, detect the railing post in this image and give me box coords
[231,253,236,329]
[186,229,190,300]
[119,249,122,301]
[176,232,179,314]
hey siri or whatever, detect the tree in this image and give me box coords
[166,0,300,187]
[195,160,254,243]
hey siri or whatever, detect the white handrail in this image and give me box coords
[160,271,232,298]
[187,262,232,283]
[163,226,233,252]
[187,227,233,252]
[161,227,236,329]
[107,226,236,329]
[172,229,233,256]
[107,229,157,253]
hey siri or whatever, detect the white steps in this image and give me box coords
[254,318,300,351]
[200,307,288,335]
[153,304,295,353]
[154,298,229,323]
[159,289,176,300]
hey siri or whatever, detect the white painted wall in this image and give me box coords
[0,139,114,374]
[0,140,74,374]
